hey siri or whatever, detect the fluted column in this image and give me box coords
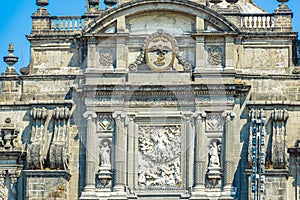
[193,111,207,191]
[83,111,98,191]
[112,111,126,192]
[222,110,236,194]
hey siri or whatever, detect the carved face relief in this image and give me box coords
[145,31,175,71]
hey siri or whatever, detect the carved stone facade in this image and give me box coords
[0,0,299,200]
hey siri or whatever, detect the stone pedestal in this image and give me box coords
[24,170,71,200]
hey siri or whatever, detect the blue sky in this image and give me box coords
[0,0,299,72]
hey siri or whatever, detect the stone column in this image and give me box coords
[127,115,135,189]
[193,111,207,192]
[83,111,98,191]
[222,110,236,196]
[112,111,126,192]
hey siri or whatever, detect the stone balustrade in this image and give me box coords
[240,14,275,30]
[50,16,84,31]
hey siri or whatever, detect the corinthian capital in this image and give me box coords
[83,111,97,120]
[222,110,236,121]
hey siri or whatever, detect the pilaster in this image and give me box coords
[83,111,98,192]
[112,112,127,194]
[222,110,236,198]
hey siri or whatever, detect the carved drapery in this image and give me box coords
[138,125,181,187]
[27,107,48,169]
[271,109,289,169]
[49,107,70,170]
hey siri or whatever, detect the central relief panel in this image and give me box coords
[138,125,181,187]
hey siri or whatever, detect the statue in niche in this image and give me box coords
[99,142,111,167]
[209,142,220,167]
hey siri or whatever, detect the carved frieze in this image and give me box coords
[271,109,289,169]
[138,126,181,187]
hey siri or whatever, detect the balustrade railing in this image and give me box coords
[241,14,275,30]
[50,16,84,31]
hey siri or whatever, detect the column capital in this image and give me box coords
[112,111,126,120]
[83,111,97,120]
[193,111,207,120]
[222,110,236,121]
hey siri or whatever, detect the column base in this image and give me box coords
[220,185,236,199]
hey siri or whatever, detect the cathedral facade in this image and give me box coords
[0,0,299,199]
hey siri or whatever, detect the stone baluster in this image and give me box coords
[193,111,207,192]
[222,110,236,195]
[112,112,126,192]
[83,111,98,191]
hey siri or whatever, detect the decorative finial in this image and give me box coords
[277,0,289,4]
[226,0,239,4]
[87,0,100,12]
[2,43,19,76]
[208,0,222,9]
[8,43,14,56]
[104,0,117,8]
[36,0,49,7]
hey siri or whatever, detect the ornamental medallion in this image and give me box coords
[145,30,176,71]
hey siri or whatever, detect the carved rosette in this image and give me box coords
[271,109,289,169]
[138,126,181,187]
[49,107,70,170]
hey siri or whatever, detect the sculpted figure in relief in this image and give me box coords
[99,142,111,167]
[209,142,220,167]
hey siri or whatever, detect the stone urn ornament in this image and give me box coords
[36,0,49,7]
[277,0,289,3]
[104,0,117,8]
[209,0,222,9]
